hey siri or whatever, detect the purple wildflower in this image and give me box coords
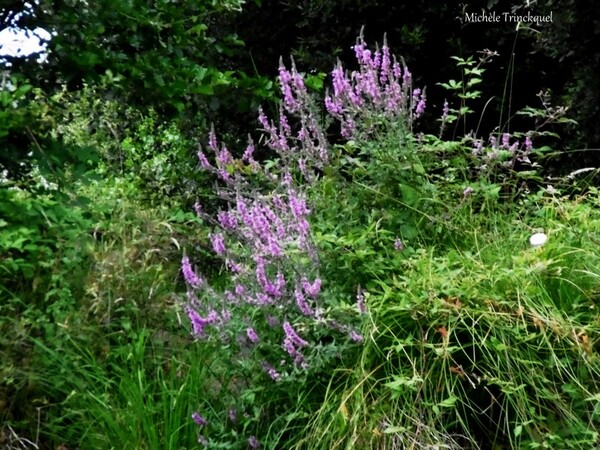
[283,321,308,347]
[289,191,309,218]
[350,330,364,343]
[463,186,474,198]
[525,136,533,151]
[246,327,259,343]
[283,336,303,363]
[227,259,243,274]
[187,308,218,337]
[296,218,310,236]
[193,201,203,217]
[228,408,237,423]
[394,238,404,251]
[262,361,281,381]
[415,96,426,117]
[217,211,237,230]
[235,284,245,296]
[279,109,292,135]
[243,137,256,163]
[301,277,322,297]
[341,117,356,138]
[248,436,260,449]
[197,150,212,169]
[441,100,449,122]
[332,64,350,97]
[208,125,218,152]
[403,67,412,87]
[279,61,300,112]
[256,293,271,305]
[392,60,402,79]
[216,146,233,168]
[501,133,511,149]
[210,233,226,255]
[295,287,314,316]
[192,412,208,426]
[182,255,203,288]
[325,95,343,115]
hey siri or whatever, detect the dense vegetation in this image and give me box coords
[2,1,600,449]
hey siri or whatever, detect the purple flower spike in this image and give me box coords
[217,211,237,230]
[302,277,322,297]
[283,321,309,347]
[243,137,256,163]
[182,255,203,288]
[208,125,219,152]
[197,150,212,169]
[187,308,218,338]
[248,436,260,449]
[262,361,281,381]
[192,412,207,426]
[295,287,314,316]
[350,330,364,343]
[246,327,260,343]
[210,233,226,255]
[415,96,426,117]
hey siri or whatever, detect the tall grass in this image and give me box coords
[295,191,600,449]
[33,330,217,449]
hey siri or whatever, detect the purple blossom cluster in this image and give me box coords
[179,33,392,445]
[192,412,208,426]
[183,125,324,370]
[471,132,535,168]
[283,321,309,367]
[255,58,329,175]
[325,33,426,138]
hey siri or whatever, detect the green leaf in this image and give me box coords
[192,84,214,95]
[438,395,458,408]
[384,426,407,434]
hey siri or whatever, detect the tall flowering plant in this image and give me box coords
[325,31,426,138]
[181,34,423,446]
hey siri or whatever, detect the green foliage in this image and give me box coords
[0,184,94,427]
[5,0,250,109]
[0,176,209,446]
[438,52,497,138]
[301,176,600,449]
[2,0,278,188]
[34,330,216,449]
[3,18,600,450]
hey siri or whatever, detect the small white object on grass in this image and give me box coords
[530,232,548,247]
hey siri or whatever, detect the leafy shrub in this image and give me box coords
[0,184,94,427]
[181,32,600,450]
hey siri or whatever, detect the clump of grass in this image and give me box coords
[33,329,222,449]
[298,190,600,449]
